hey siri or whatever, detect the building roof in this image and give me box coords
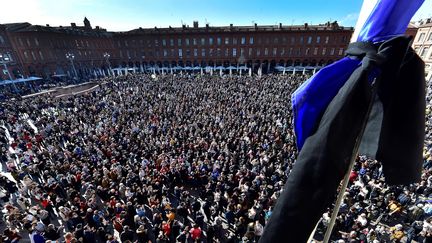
[3,23,32,31]
[3,22,111,37]
[2,20,353,38]
[414,18,432,28]
[116,22,353,36]
[407,22,419,29]
[420,23,432,28]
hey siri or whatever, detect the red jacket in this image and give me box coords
[189,227,201,240]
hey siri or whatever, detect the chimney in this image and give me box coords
[331,21,339,29]
[193,21,199,28]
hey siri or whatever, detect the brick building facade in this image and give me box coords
[114,21,353,73]
[0,25,20,80]
[2,19,116,79]
[0,18,354,79]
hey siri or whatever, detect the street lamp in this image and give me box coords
[66,52,78,81]
[103,52,112,75]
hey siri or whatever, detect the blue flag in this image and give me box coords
[292,0,425,150]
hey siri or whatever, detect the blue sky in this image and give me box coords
[1,0,431,31]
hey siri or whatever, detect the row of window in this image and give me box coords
[23,50,43,61]
[21,46,347,62]
[11,35,349,50]
[415,45,432,60]
[417,32,432,42]
[16,37,112,49]
[22,49,107,62]
[119,47,345,59]
[16,37,40,47]
[12,35,349,53]
[118,35,348,48]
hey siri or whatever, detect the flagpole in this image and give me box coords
[321,1,383,240]
[322,77,380,243]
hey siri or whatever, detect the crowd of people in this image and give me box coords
[0,73,431,243]
[0,76,89,101]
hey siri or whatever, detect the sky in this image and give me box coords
[1,0,431,31]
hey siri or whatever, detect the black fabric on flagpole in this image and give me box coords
[259,36,424,243]
[368,47,425,185]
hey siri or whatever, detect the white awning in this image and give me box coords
[0,76,43,86]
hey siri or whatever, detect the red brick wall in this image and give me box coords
[0,25,20,80]
[3,23,353,77]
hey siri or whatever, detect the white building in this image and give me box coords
[413,18,432,81]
